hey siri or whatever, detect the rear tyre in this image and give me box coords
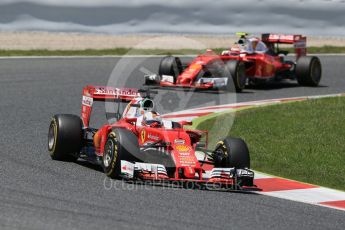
[159,56,183,83]
[224,61,246,92]
[48,114,82,161]
[213,137,250,168]
[296,56,322,86]
[102,128,140,179]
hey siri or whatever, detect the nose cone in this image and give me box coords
[178,78,191,85]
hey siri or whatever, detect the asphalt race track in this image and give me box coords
[0,56,344,230]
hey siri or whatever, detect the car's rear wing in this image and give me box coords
[83,85,140,101]
[81,85,140,127]
[261,33,307,59]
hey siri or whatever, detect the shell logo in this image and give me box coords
[175,145,191,152]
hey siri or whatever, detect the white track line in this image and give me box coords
[262,187,345,204]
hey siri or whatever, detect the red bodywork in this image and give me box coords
[160,51,216,89]
[80,86,243,184]
[159,34,307,89]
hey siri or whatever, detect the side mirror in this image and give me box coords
[125,117,137,123]
[179,121,193,126]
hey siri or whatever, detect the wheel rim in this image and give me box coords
[214,145,227,167]
[103,139,114,167]
[48,123,56,150]
[216,147,225,155]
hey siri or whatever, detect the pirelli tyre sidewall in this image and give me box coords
[214,137,250,168]
[48,114,82,161]
[225,60,246,92]
[102,128,140,179]
[296,56,322,86]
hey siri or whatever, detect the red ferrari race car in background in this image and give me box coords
[48,86,256,190]
[144,33,322,92]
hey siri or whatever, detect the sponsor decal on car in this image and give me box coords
[82,96,93,107]
[94,87,139,97]
[175,145,191,152]
[161,75,174,83]
[179,156,196,166]
[268,34,294,41]
[148,133,160,141]
[174,139,185,144]
[121,160,135,179]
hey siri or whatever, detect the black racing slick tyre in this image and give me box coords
[102,128,140,179]
[213,137,250,168]
[296,56,322,86]
[158,56,183,83]
[225,60,246,92]
[48,114,83,161]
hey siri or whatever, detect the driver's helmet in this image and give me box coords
[248,37,260,50]
[238,37,246,45]
[142,111,162,128]
[137,98,154,115]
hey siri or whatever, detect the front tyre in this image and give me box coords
[213,137,250,168]
[102,128,140,179]
[159,56,183,84]
[225,61,246,92]
[296,56,322,86]
[48,114,82,161]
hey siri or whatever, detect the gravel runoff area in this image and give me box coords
[1,31,345,50]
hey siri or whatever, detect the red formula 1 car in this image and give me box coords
[144,33,322,92]
[48,86,256,190]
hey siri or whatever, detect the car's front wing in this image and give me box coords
[120,160,258,191]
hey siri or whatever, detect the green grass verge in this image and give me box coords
[0,45,345,56]
[303,45,345,54]
[195,97,345,191]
